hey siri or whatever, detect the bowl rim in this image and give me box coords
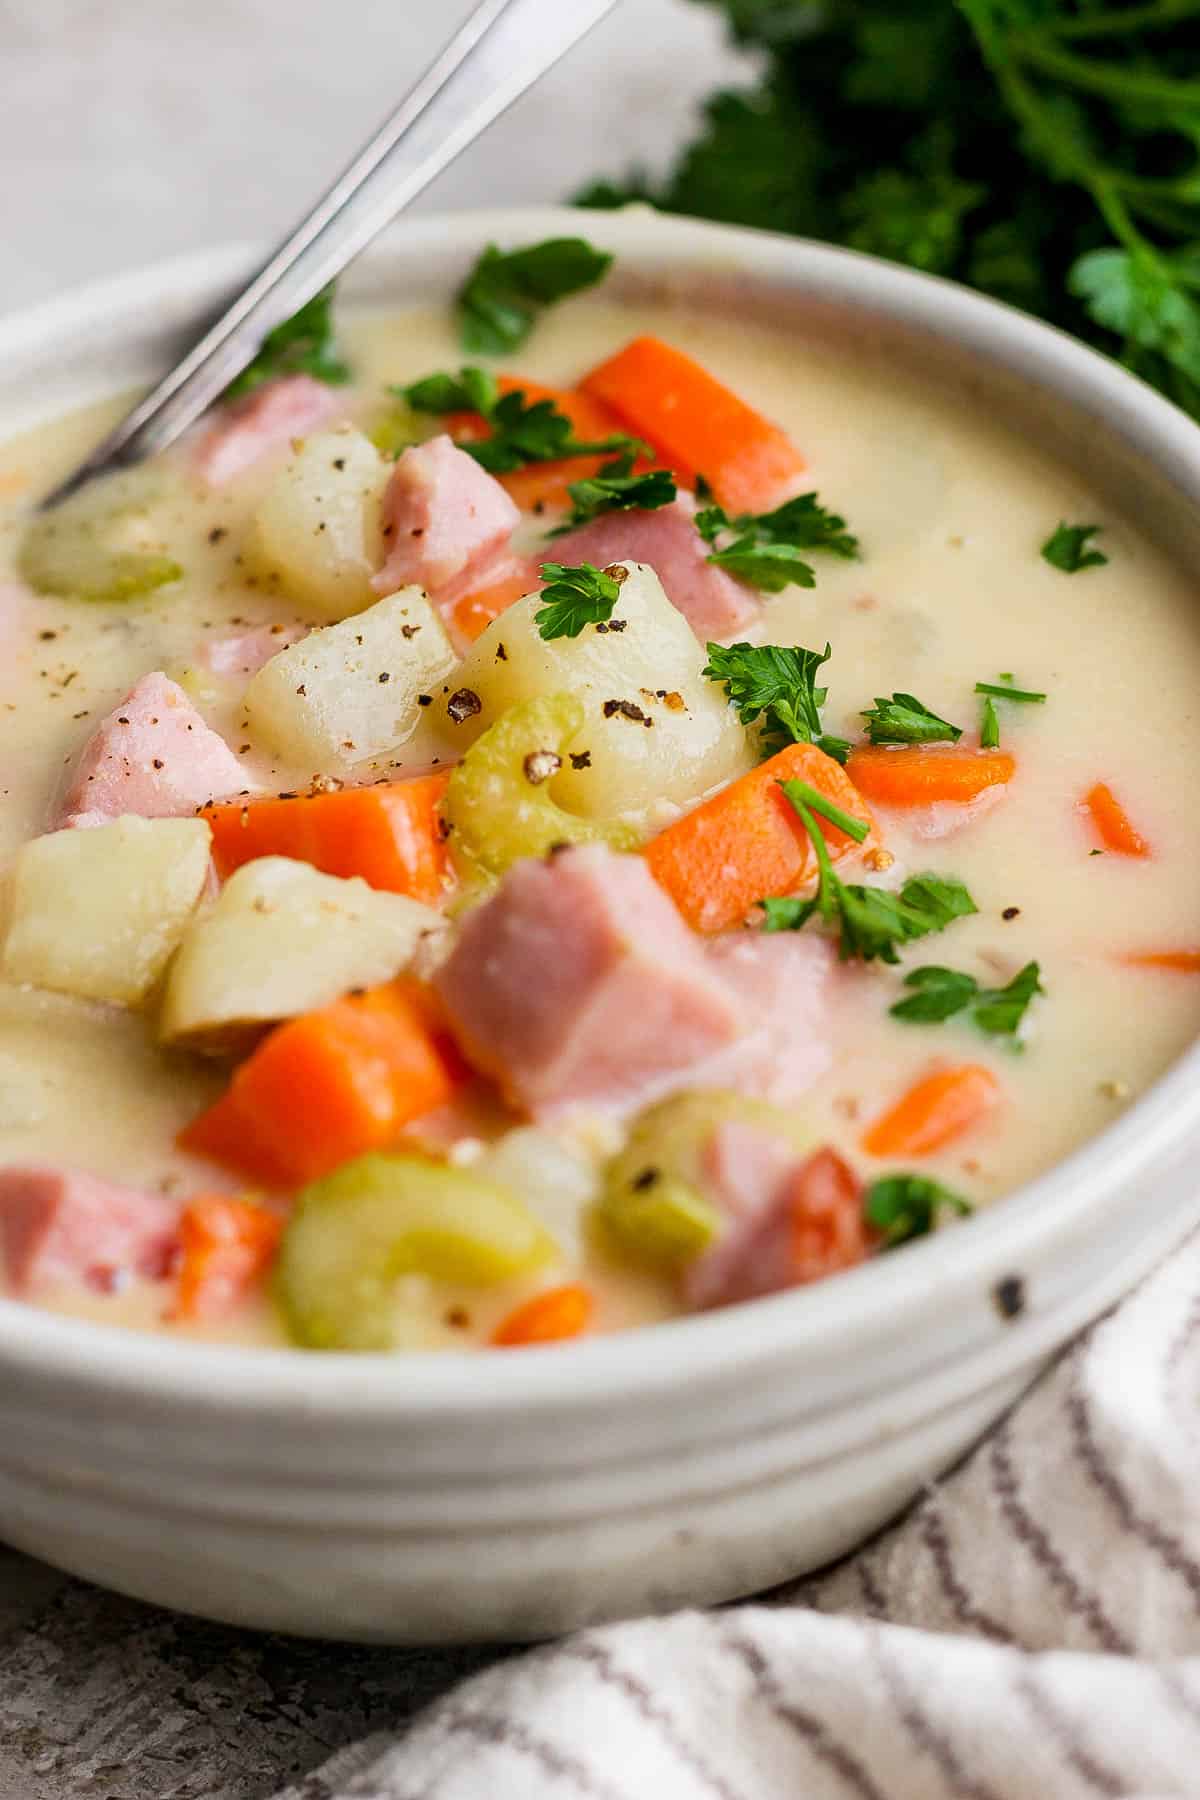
[4,201,1200,1417]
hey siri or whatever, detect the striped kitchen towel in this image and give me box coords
[276,1225,1200,1800]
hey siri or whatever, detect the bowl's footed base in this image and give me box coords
[0,1364,1029,1644]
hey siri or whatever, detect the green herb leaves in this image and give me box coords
[862,693,962,746]
[766,780,977,964]
[703,641,850,763]
[696,492,859,593]
[1041,522,1108,573]
[864,1175,972,1249]
[402,369,639,475]
[226,285,349,399]
[553,455,677,533]
[457,237,613,354]
[534,562,623,640]
[980,696,1001,749]
[891,960,1043,1038]
[975,675,1047,748]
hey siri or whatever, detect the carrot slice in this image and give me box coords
[580,336,805,514]
[845,746,1016,809]
[203,774,452,904]
[862,1065,1001,1159]
[1082,782,1150,858]
[644,742,875,934]
[175,1194,284,1321]
[179,979,463,1188]
[784,1149,869,1285]
[449,565,539,644]
[1123,950,1200,972]
[492,1282,594,1347]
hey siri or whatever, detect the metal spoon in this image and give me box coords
[41,0,619,509]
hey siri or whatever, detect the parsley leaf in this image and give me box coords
[225,285,350,399]
[974,679,1047,704]
[703,640,849,763]
[864,1175,973,1250]
[551,455,677,533]
[402,370,641,474]
[458,238,614,355]
[862,692,962,746]
[699,492,859,593]
[1041,521,1108,573]
[534,562,622,640]
[767,781,977,964]
[890,960,1044,1039]
[980,694,1001,749]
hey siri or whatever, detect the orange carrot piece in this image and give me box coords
[449,565,538,644]
[491,1282,594,1347]
[644,742,875,933]
[580,336,805,514]
[845,745,1016,809]
[179,980,463,1188]
[862,1065,1001,1159]
[175,1194,284,1321]
[203,774,453,904]
[1082,782,1150,858]
[1123,950,1200,973]
[784,1149,869,1285]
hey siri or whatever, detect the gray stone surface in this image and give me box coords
[1,1,742,1792]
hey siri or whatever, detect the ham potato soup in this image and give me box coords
[1,244,1198,1352]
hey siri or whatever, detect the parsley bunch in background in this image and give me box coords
[579,1,1200,423]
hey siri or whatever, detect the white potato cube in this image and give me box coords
[243,589,455,772]
[159,855,445,1052]
[249,425,388,620]
[446,562,752,817]
[2,816,211,1006]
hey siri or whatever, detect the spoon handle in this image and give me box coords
[42,0,619,508]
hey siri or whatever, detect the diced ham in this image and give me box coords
[193,376,342,487]
[685,1147,867,1310]
[701,1118,803,1221]
[372,434,520,598]
[198,623,305,678]
[696,931,834,1102]
[0,1164,181,1295]
[434,846,743,1121]
[57,671,250,828]
[547,493,759,641]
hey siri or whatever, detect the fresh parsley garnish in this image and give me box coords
[534,562,622,640]
[890,960,1043,1040]
[457,237,614,355]
[697,493,858,593]
[225,285,350,399]
[974,680,1047,705]
[551,455,677,534]
[765,780,977,964]
[1041,522,1108,574]
[864,1175,973,1250]
[862,693,962,746]
[702,640,850,764]
[980,695,1001,750]
[401,369,642,475]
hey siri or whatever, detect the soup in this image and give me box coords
[1,245,1197,1352]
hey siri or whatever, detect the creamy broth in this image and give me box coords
[1,293,1198,1349]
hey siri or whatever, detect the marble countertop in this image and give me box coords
[1,4,740,1796]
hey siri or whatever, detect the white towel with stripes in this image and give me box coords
[278,1226,1200,1800]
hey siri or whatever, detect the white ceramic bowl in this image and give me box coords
[4,206,1200,1644]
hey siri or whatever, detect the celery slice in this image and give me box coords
[276,1153,558,1350]
[19,470,182,603]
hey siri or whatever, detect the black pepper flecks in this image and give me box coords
[523,749,562,786]
[602,699,653,727]
[569,751,592,770]
[993,1274,1025,1320]
[447,687,482,724]
[1002,906,1020,921]
[378,672,391,684]
[631,1167,660,1192]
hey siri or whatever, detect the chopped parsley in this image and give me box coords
[225,284,349,399]
[457,237,613,355]
[861,692,962,746]
[1041,522,1108,574]
[534,562,622,640]
[890,960,1043,1040]
[980,695,1001,750]
[765,780,977,964]
[402,369,641,475]
[974,679,1047,705]
[702,640,850,763]
[865,1175,973,1250]
[697,493,858,592]
[551,455,677,533]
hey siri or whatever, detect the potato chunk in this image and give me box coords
[445,562,752,818]
[249,425,387,620]
[2,817,211,1006]
[159,856,444,1052]
[243,589,455,772]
